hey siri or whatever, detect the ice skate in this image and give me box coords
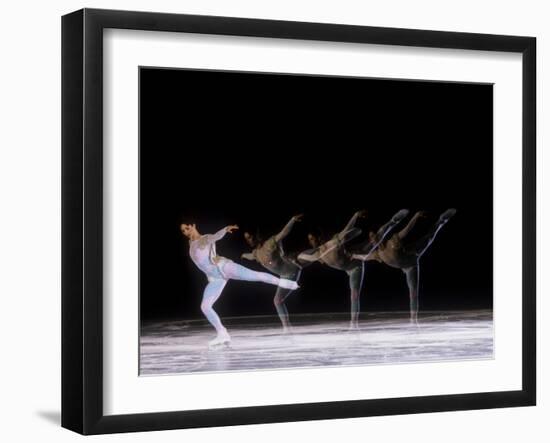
[348,321,361,332]
[282,325,296,336]
[278,278,299,290]
[438,208,457,225]
[208,331,231,349]
[391,209,410,224]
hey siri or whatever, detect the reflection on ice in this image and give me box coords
[140,310,493,375]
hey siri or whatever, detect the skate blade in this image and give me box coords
[281,333,296,343]
[208,341,231,350]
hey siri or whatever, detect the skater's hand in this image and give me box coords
[226,225,239,233]
[356,209,367,218]
[292,214,304,222]
[417,211,428,218]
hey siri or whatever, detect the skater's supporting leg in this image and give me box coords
[348,264,364,329]
[273,271,301,331]
[403,266,419,323]
[200,279,228,336]
[274,287,292,330]
[222,261,298,289]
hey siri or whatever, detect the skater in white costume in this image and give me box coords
[180,223,299,348]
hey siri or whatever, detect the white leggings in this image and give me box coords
[201,261,282,335]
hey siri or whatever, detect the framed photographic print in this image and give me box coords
[61,8,536,435]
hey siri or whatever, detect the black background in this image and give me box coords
[140,67,493,322]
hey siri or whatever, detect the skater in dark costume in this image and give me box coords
[298,209,409,329]
[365,208,457,324]
[241,214,305,333]
[180,222,299,348]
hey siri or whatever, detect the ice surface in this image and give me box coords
[140,310,493,375]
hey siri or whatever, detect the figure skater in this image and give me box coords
[180,222,299,348]
[364,209,457,324]
[241,214,305,333]
[298,209,409,329]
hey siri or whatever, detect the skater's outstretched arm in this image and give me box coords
[208,225,239,242]
[274,214,303,243]
[397,211,425,240]
[300,226,363,263]
[337,210,366,241]
[298,237,340,262]
[241,252,256,261]
[297,246,324,263]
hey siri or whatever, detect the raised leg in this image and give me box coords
[221,261,297,289]
[353,209,409,260]
[411,208,456,257]
[348,264,364,329]
[200,279,229,341]
[403,266,419,324]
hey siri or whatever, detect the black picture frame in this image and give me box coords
[62,8,536,435]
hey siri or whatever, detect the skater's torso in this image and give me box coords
[319,235,361,272]
[254,237,299,277]
[189,235,231,279]
[374,235,418,269]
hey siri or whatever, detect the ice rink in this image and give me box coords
[140,310,493,375]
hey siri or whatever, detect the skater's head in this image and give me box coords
[307,232,320,248]
[180,223,200,240]
[244,231,259,248]
[307,226,327,248]
[244,227,264,248]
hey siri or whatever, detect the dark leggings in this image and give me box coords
[273,270,301,330]
[402,222,444,322]
[403,265,419,321]
[347,263,365,326]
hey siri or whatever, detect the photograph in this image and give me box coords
[57,5,536,436]
[138,67,494,375]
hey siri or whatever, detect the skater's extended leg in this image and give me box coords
[348,264,364,329]
[200,279,229,342]
[353,209,410,260]
[412,208,457,257]
[403,266,419,324]
[222,261,298,289]
[378,209,409,239]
